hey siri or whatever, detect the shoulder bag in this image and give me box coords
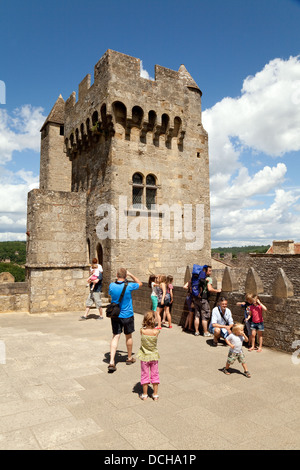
[106,282,128,318]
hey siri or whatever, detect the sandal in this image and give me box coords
[108,364,117,372]
[244,371,251,378]
[140,394,148,401]
[152,395,159,401]
[126,357,136,365]
[222,367,231,375]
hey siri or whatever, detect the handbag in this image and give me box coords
[106,282,128,318]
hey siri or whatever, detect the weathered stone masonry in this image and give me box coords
[25,49,212,313]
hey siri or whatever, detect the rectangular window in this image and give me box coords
[133,187,143,208]
[146,188,156,210]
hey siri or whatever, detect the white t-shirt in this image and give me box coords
[227,333,244,354]
[151,282,157,297]
[90,264,103,274]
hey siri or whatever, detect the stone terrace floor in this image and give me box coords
[0,309,300,450]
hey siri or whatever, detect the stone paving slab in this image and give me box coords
[0,310,300,450]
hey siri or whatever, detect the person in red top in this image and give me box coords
[246,295,267,352]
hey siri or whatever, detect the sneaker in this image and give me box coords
[194,332,200,336]
[203,332,212,337]
[96,316,104,320]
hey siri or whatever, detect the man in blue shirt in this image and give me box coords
[108,268,142,372]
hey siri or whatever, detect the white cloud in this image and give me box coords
[0,232,27,242]
[0,105,45,165]
[210,163,287,209]
[0,168,39,239]
[0,105,43,239]
[203,55,300,176]
[140,61,154,81]
[203,56,300,246]
[211,188,300,246]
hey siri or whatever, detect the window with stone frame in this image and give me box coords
[132,172,157,209]
[145,174,157,210]
[132,173,144,208]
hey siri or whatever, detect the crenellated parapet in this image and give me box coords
[221,266,295,299]
[64,99,187,159]
[63,49,206,159]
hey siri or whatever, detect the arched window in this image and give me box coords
[132,173,157,209]
[146,174,157,210]
[132,106,143,127]
[92,111,98,126]
[96,243,103,267]
[132,173,144,208]
[87,239,91,264]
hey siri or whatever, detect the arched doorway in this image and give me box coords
[96,243,103,267]
[87,239,91,263]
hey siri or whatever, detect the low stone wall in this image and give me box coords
[132,283,193,327]
[28,267,89,314]
[225,292,300,353]
[250,254,300,297]
[0,282,29,312]
[132,283,300,354]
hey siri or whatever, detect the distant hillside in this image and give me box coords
[211,245,270,257]
[0,242,26,282]
[0,262,25,282]
[0,241,26,264]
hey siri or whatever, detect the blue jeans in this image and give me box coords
[209,325,230,339]
[251,321,264,331]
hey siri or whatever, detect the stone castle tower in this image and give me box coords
[26,50,211,313]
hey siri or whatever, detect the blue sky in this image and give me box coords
[0,0,300,246]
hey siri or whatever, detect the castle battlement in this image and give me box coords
[30,49,211,314]
[63,50,205,157]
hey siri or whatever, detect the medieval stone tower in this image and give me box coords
[26,50,211,313]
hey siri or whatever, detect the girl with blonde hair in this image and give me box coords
[136,311,160,401]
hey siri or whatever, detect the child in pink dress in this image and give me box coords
[87,263,100,291]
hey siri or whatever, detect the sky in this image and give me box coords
[0,0,299,247]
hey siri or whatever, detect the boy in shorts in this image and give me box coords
[222,323,251,378]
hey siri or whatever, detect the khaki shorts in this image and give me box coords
[227,350,246,364]
[86,291,102,309]
[193,297,210,321]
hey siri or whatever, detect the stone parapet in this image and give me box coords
[28,267,89,314]
[0,282,29,312]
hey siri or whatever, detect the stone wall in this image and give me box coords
[28,267,89,314]
[0,282,29,312]
[249,253,300,297]
[132,262,300,354]
[63,50,211,287]
[26,189,89,313]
